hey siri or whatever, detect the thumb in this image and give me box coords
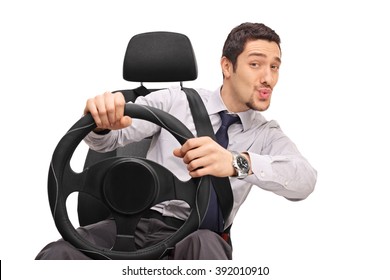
[120,116,132,128]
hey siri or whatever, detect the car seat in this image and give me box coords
[77,31,198,227]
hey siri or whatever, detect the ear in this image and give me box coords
[221,56,233,78]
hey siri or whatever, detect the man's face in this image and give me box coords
[221,39,281,112]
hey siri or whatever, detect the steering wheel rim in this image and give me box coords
[48,103,211,259]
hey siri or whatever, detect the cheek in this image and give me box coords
[236,71,255,88]
[235,79,253,100]
[272,73,279,87]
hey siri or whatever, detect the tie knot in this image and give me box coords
[219,111,240,128]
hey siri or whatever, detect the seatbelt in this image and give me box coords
[182,87,234,230]
[119,85,150,103]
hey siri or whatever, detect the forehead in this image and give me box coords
[242,39,281,61]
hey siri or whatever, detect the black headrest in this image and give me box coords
[123,31,198,82]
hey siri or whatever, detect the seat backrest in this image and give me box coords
[78,31,198,226]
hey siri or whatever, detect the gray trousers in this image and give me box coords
[35,218,232,260]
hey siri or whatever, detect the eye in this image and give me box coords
[271,65,280,71]
[249,62,260,68]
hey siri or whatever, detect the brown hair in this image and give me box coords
[222,22,281,70]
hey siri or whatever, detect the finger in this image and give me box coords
[182,149,200,164]
[95,94,110,128]
[103,91,116,126]
[186,156,209,173]
[178,138,207,161]
[181,138,199,154]
[113,92,126,123]
[85,98,101,126]
[182,143,212,164]
[171,141,195,162]
[173,147,184,158]
[189,165,211,178]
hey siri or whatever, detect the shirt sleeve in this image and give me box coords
[244,120,317,200]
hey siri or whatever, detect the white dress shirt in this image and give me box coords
[84,85,317,228]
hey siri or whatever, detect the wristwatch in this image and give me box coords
[231,151,250,179]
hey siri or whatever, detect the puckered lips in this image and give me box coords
[257,87,272,100]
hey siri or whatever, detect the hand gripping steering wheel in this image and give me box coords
[47,103,211,259]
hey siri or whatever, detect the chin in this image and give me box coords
[248,100,271,112]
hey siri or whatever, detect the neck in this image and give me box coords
[220,85,248,113]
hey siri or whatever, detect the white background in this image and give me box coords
[1,0,389,279]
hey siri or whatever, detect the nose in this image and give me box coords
[260,66,275,86]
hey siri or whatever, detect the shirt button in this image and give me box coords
[260,171,265,177]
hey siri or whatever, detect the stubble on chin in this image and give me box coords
[247,97,271,112]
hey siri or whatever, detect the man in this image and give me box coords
[36,22,316,260]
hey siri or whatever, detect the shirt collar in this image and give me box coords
[205,87,257,132]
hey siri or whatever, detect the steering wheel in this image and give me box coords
[47,103,211,259]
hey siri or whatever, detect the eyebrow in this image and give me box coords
[248,52,282,64]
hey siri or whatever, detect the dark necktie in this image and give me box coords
[200,111,240,232]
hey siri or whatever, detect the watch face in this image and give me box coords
[237,156,249,172]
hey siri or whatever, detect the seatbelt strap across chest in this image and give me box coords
[182,87,234,226]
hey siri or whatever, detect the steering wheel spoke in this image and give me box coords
[111,214,142,252]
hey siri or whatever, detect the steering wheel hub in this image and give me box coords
[103,159,158,215]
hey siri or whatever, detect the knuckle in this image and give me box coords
[182,150,191,161]
[185,138,196,148]
[98,107,107,115]
[193,168,204,177]
[106,105,115,114]
[186,160,195,171]
[114,92,125,105]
